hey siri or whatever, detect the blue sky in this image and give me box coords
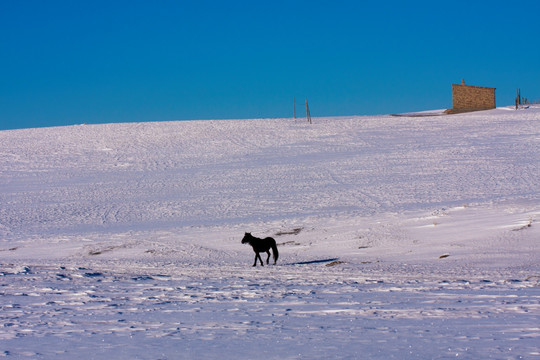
[1,0,539,130]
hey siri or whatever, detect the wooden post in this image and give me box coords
[305,98,312,124]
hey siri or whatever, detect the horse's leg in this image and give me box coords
[254,252,263,266]
[266,251,271,265]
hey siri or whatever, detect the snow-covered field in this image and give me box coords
[1,106,539,359]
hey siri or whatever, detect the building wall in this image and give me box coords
[452,83,496,110]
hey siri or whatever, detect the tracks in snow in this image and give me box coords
[1,261,539,359]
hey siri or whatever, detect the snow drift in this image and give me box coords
[1,107,539,359]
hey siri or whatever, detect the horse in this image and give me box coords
[241,232,279,266]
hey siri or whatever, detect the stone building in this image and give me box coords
[449,79,496,113]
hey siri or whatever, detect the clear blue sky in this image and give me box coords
[1,0,539,130]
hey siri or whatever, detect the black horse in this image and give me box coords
[241,233,279,266]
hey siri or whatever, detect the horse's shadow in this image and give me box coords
[287,258,340,266]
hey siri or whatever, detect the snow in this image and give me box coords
[1,106,539,359]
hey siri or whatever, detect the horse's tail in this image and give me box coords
[271,238,279,264]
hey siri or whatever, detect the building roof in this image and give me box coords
[453,79,495,90]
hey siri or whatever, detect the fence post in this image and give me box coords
[305,99,312,124]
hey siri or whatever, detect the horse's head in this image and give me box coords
[241,232,251,244]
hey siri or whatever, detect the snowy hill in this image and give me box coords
[1,107,539,359]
